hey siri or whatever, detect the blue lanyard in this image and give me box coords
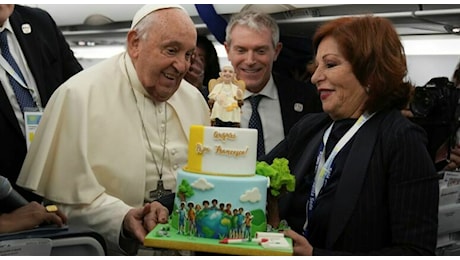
[303,112,375,237]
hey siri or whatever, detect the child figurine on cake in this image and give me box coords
[208,65,245,127]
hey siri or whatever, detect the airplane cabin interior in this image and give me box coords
[2,4,460,256]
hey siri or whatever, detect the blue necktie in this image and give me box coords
[248,95,265,159]
[0,30,35,112]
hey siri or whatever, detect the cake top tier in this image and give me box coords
[185,125,258,176]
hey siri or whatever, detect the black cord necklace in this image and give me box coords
[125,54,172,200]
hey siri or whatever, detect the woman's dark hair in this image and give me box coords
[197,35,221,87]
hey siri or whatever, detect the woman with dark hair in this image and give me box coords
[184,34,221,101]
[197,35,221,88]
[264,15,438,255]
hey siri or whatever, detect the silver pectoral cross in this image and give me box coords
[149,180,172,200]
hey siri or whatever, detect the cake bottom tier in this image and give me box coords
[172,170,269,239]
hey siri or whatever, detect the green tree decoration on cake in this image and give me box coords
[177,179,194,202]
[256,158,296,230]
[255,158,295,196]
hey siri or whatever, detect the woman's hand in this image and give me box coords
[284,229,313,256]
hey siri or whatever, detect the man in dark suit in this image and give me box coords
[224,9,322,158]
[0,4,82,202]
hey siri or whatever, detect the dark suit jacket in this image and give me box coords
[272,72,323,137]
[263,110,439,255]
[0,5,82,201]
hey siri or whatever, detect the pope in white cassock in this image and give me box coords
[16,4,210,255]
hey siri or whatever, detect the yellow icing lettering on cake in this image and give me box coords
[187,125,205,172]
[213,130,236,143]
[215,145,249,157]
[195,143,211,155]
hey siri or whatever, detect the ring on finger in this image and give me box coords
[46,205,58,213]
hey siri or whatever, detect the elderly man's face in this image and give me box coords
[129,8,197,102]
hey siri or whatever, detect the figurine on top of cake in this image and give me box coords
[208,65,245,127]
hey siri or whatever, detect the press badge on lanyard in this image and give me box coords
[303,112,375,237]
[0,50,43,150]
[24,110,43,150]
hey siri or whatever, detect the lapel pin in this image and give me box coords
[21,23,32,34]
[294,103,303,112]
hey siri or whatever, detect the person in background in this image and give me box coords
[198,35,221,90]
[184,36,205,92]
[435,142,460,171]
[263,15,438,255]
[304,58,316,82]
[434,61,460,171]
[224,9,323,159]
[184,34,221,101]
[453,60,460,87]
[0,174,67,233]
[16,4,210,255]
[0,4,83,202]
[402,65,460,172]
[0,201,67,233]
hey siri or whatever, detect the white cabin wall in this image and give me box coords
[406,55,460,86]
[70,32,460,88]
[73,53,460,88]
[402,35,460,86]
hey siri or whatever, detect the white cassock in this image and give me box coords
[16,52,210,254]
